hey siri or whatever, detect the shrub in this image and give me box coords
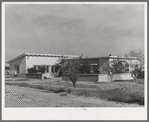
[94,69,100,74]
[27,66,46,74]
[79,58,90,74]
[27,67,37,73]
[54,88,66,93]
[131,68,144,80]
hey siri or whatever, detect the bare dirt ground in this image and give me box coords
[5,78,142,107]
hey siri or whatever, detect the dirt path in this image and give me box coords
[5,85,141,107]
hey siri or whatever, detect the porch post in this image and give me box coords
[48,65,52,74]
[90,65,94,74]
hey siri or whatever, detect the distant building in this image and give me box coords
[7,53,79,78]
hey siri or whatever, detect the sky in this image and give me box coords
[5,3,145,62]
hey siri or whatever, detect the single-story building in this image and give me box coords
[61,55,140,74]
[7,53,79,78]
[61,56,140,82]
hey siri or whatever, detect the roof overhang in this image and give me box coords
[7,53,79,63]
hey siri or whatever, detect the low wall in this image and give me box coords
[17,73,133,81]
[62,74,98,83]
[17,74,27,78]
[98,74,111,82]
[98,73,133,82]
[14,73,53,79]
[113,73,133,81]
[25,73,43,79]
[62,73,133,83]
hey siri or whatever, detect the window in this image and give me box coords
[135,65,138,68]
[47,66,49,72]
[44,66,49,73]
[14,65,19,74]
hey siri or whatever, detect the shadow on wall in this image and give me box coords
[99,59,110,74]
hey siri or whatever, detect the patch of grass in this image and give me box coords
[72,87,144,105]
[5,78,31,81]
[98,88,144,105]
[6,83,30,87]
[15,78,31,81]
[5,82,67,94]
[5,80,144,105]
[76,92,91,97]
[75,84,100,89]
[54,88,66,93]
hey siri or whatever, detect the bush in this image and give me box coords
[94,69,100,74]
[27,66,46,74]
[131,68,144,79]
[54,88,66,93]
[27,67,37,73]
[72,88,144,105]
[76,92,91,97]
[97,88,144,105]
[79,63,90,74]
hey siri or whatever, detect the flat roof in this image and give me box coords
[7,53,139,63]
[7,53,79,63]
[66,56,139,60]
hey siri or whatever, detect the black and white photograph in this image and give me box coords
[2,2,147,120]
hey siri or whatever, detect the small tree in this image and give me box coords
[127,50,144,81]
[102,60,114,82]
[69,68,79,90]
[57,54,83,90]
[68,55,82,90]
[112,60,124,73]
[124,62,130,72]
[129,50,139,57]
[102,59,124,82]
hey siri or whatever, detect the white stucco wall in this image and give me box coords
[8,54,78,75]
[9,56,26,74]
[98,73,133,82]
[25,56,62,71]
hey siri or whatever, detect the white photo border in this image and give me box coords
[2,2,148,120]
